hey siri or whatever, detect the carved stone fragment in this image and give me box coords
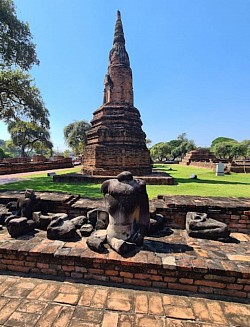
[6,217,35,238]
[186,212,230,240]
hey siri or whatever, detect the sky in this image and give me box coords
[1,0,250,151]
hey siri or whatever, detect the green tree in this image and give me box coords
[7,120,52,157]
[64,120,91,155]
[0,147,10,158]
[241,140,250,159]
[0,0,49,127]
[150,142,171,161]
[169,133,196,160]
[0,0,39,69]
[210,137,236,150]
[212,141,236,160]
[0,69,49,126]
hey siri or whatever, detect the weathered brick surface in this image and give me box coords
[82,12,151,177]
[0,273,249,326]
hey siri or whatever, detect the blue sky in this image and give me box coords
[1,0,250,151]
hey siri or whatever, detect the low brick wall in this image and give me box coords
[0,160,73,175]
[151,195,250,234]
[0,230,249,300]
[0,193,249,234]
[180,161,216,170]
[53,173,174,185]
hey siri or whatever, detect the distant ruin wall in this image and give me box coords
[0,158,73,175]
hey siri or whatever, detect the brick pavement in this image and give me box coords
[0,273,249,327]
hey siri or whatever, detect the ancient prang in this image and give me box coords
[82,11,152,176]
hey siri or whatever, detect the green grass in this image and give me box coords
[148,164,250,199]
[0,164,249,199]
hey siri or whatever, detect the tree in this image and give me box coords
[150,142,171,162]
[0,147,10,158]
[241,140,250,159]
[212,141,237,160]
[0,0,39,69]
[0,69,49,126]
[7,120,52,157]
[0,0,49,127]
[64,120,91,155]
[210,137,236,150]
[168,133,196,160]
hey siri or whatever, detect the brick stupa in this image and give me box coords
[82,11,152,176]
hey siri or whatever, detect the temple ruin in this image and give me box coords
[82,11,152,176]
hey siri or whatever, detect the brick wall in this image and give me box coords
[0,159,73,175]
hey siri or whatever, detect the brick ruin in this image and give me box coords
[0,156,73,175]
[181,149,217,167]
[82,11,152,176]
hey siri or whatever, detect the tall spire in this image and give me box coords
[109,10,130,67]
[113,10,125,45]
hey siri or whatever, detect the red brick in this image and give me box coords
[120,271,133,278]
[163,277,177,282]
[62,265,75,272]
[244,285,250,291]
[7,265,30,273]
[168,283,198,292]
[109,276,123,283]
[37,262,49,269]
[88,268,104,275]
[194,280,225,288]
[134,273,152,279]
[179,278,194,284]
[71,272,83,279]
[105,270,118,276]
[226,284,243,290]
[124,278,152,287]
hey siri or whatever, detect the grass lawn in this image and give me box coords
[0,164,249,199]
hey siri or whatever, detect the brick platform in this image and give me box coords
[0,228,249,301]
[53,172,174,185]
[0,192,249,301]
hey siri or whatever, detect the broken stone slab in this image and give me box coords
[186,212,230,240]
[87,208,109,229]
[149,214,164,234]
[79,224,94,237]
[6,217,35,238]
[47,214,77,240]
[0,204,11,225]
[86,236,106,253]
[107,236,137,255]
[71,215,88,229]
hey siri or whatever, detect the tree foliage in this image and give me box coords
[7,120,52,157]
[210,137,236,150]
[64,120,91,155]
[0,0,39,70]
[0,0,49,127]
[150,133,196,161]
[0,69,49,126]
[212,139,250,160]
